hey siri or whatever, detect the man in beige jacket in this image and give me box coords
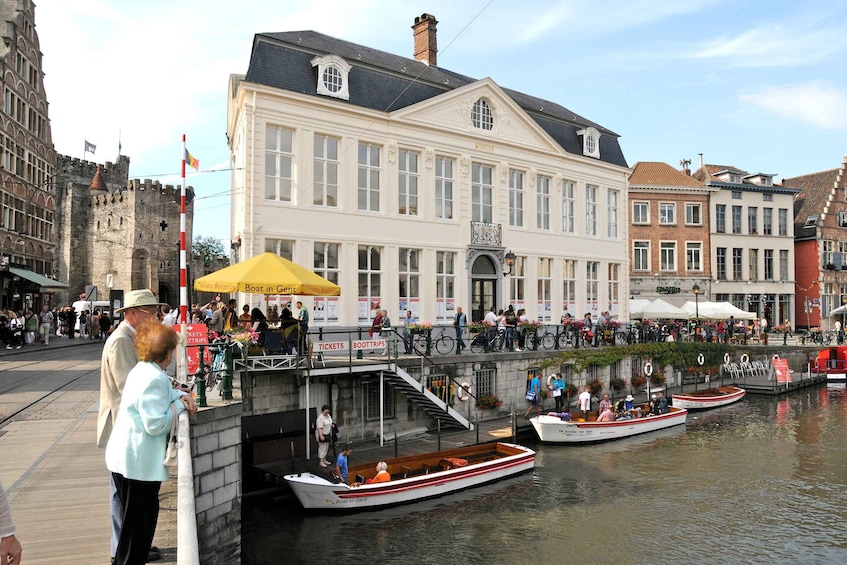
[97,289,165,564]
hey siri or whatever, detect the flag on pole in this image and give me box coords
[84,140,96,154]
[184,148,199,170]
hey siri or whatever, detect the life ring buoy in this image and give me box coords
[458,382,472,401]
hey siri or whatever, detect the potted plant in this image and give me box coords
[610,377,628,392]
[587,378,603,395]
[631,375,647,388]
[564,383,579,397]
[476,394,503,409]
[468,321,488,335]
[649,373,666,386]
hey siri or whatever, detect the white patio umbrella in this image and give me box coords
[629,298,651,318]
[829,304,847,317]
[631,298,690,320]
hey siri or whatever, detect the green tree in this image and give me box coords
[193,235,226,268]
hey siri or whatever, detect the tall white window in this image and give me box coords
[265,126,293,202]
[586,261,598,311]
[357,142,380,212]
[607,189,619,238]
[510,256,525,308]
[537,258,552,321]
[537,175,550,230]
[509,170,524,227]
[562,180,575,233]
[314,134,339,207]
[749,249,759,280]
[778,209,788,236]
[779,250,789,281]
[748,207,758,234]
[358,245,382,322]
[763,208,773,235]
[435,156,453,220]
[399,248,420,312]
[398,150,419,216]
[436,251,455,321]
[586,184,597,236]
[472,163,493,223]
[608,263,620,313]
[313,242,339,323]
[563,259,576,313]
[265,239,293,260]
[686,242,702,271]
[660,241,677,271]
[764,249,774,280]
[633,241,650,271]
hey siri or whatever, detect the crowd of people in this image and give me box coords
[0,305,113,349]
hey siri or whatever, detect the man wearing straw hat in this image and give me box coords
[97,289,166,564]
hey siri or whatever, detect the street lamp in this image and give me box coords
[504,250,516,276]
[693,283,701,341]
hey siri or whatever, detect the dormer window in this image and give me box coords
[805,215,818,228]
[576,127,601,159]
[729,174,741,183]
[471,99,493,131]
[310,55,351,100]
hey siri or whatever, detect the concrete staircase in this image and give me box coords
[384,363,474,430]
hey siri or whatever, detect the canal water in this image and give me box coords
[243,384,847,564]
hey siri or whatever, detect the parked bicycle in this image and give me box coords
[469,329,502,353]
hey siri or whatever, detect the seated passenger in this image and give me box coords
[365,461,391,484]
[657,391,669,414]
[548,411,571,421]
[597,407,615,422]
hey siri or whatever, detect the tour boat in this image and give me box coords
[810,347,847,382]
[284,442,535,510]
[530,406,688,443]
[671,385,746,410]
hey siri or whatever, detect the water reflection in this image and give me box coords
[243,385,847,564]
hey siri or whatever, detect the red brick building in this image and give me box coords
[785,155,847,329]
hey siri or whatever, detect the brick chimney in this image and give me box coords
[412,13,438,66]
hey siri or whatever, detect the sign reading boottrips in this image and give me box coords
[656,286,681,294]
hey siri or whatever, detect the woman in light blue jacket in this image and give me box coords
[106,319,197,565]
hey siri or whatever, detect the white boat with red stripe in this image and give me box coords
[530,406,688,443]
[284,442,535,510]
[671,385,746,410]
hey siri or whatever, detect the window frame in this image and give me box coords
[632,201,649,225]
[685,241,702,272]
[684,202,701,226]
[357,142,380,212]
[659,241,677,271]
[398,149,419,216]
[659,202,676,225]
[633,241,650,272]
[435,156,454,220]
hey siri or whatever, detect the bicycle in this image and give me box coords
[524,326,559,350]
[469,329,502,353]
[428,327,456,355]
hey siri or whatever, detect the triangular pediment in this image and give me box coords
[389,78,563,154]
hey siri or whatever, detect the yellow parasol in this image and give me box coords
[193,252,341,296]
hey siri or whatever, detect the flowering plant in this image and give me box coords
[587,378,603,395]
[227,329,259,347]
[772,325,787,333]
[604,320,621,329]
[468,321,488,334]
[409,322,432,332]
[610,377,628,391]
[563,319,585,330]
[631,375,647,388]
[810,327,824,334]
[649,373,666,385]
[519,320,542,331]
[476,394,503,409]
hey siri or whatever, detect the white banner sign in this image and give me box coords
[314,341,349,352]
[352,339,386,350]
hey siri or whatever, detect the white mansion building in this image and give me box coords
[226,14,630,326]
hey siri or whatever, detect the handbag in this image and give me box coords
[163,403,179,467]
[525,391,536,401]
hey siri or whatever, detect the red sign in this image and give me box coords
[773,358,791,383]
[181,324,212,377]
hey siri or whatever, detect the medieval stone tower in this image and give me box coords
[54,154,196,306]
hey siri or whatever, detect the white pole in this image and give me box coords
[176,412,199,564]
[379,370,384,447]
[305,377,311,460]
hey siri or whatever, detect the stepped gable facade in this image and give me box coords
[784,156,847,328]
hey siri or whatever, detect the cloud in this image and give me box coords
[739,83,847,130]
[691,23,847,67]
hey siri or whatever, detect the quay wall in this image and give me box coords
[191,403,242,565]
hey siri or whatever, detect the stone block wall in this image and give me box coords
[191,403,241,565]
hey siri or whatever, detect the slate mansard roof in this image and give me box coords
[243,30,628,168]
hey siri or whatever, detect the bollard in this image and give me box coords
[425,330,432,356]
[357,327,363,359]
[195,345,207,408]
[221,342,233,400]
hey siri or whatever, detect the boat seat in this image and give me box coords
[422,463,431,474]
[401,465,412,478]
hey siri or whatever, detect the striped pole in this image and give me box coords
[178,135,189,385]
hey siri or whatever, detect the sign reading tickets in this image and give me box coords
[773,358,792,383]
[182,324,212,377]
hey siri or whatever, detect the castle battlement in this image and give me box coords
[93,179,194,206]
[57,154,130,186]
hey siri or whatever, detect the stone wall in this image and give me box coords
[191,403,241,565]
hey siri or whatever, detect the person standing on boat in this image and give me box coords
[454,307,467,353]
[656,391,669,414]
[598,393,612,415]
[550,373,566,412]
[315,405,334,468]
[524,372,543,419]
[335,444,352,484]
[579,385,592,418]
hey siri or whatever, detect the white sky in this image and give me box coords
[35,0,847,243]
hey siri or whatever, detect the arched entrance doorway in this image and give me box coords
[471,255,499,322]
